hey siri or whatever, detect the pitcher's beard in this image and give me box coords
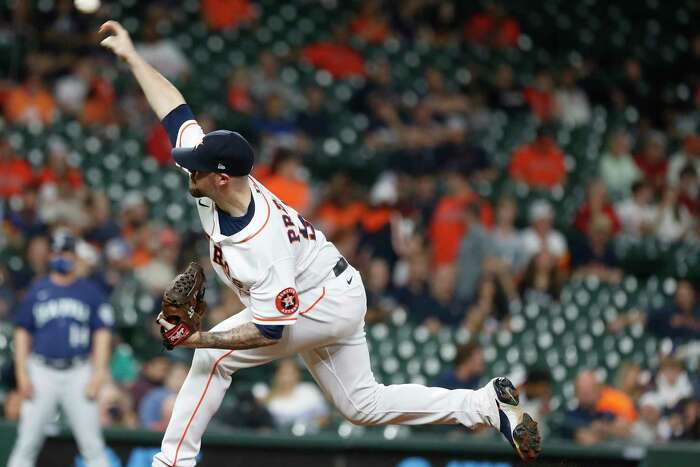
[189,187,206,197]
[188,171,206,198]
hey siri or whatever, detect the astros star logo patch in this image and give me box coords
[275,287,299,315]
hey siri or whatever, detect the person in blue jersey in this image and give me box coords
[8,231,115,467]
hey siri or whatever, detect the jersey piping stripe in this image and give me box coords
[299,287,326,315]
[252,314,298,322]
[176,121,198,148]
[232,190,270,244]
[171,349,234,467]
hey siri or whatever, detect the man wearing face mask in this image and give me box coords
[8,232,114,467]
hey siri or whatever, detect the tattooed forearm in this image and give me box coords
[192,322,278,350]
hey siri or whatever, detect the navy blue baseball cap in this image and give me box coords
[172,130,254,176]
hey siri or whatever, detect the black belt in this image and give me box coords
[33,354,88,370]
[333,257,349,277]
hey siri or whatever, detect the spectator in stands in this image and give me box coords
[201,0,257,31]
[425,265,468,328]
[554,67,592,128]
[454,203,492,304]
[4,184,47,242]
[4,72,55,125]
[54,58,94,116]
[364,257,396,324]
[226,67,254,115]
[464,1,520,49]
[677,166,699,217]
[610,59,649,115]
[616,362,645,403]
[488,64,528,115]
[509,126,567,189]
[612,280,700,343]
[119,192,152,268]
[130,356,171,410]
[654,187,693,244]
[35,138,83,190]
[0,139,33,199]
[258,148,310,214]
[489,196,528,273]
[634,131,668,193]
[668,135,700,186]
[253,93,302,153]
[351,0,392,44]
[302,26,366,79]
[138,362,188,430]
[98,381,138,428]
[520,200,568,262]
[250,52,303,109]
[645,356,694,413]
[13,236,50,292]
[266,359,329,429]
[422,68,469,118]
[36,170,90,230]
[562,370,635,444]
[392,251,435,324]
[599,130,641,200]
[134,226,179,295]
[428,168,493,267]
[519,251,566,303]
[415,0,460,45]
[433,343,484,390]
[574,178,621,236]
[524,69,556,122]
[297,86,330,139]
[571,216,623,283]
[364,95,403,151]
[135,12,190,81]
[462,276,509,334]
[314,174,366,238]
[616,181,657,237]
[648,281,700,342]
[351,58,395,116]
[630,393,663,443]
[671,398,700,440]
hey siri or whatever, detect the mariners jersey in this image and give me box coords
[15,276,114,359]
[169,108,341,326]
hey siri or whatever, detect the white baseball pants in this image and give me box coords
[8,358,109,467]
[153,266,499,467]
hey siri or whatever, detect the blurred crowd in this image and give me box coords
[1,0,700,443]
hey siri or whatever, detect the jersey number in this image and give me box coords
[273,199,316,244]
[69,324,90,349]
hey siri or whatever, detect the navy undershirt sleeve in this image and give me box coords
[161,104,197,146]
[255,323,284,340]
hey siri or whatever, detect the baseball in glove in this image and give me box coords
[158,262,207,350]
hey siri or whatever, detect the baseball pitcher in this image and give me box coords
[99,20,541,466]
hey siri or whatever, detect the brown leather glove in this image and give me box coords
[159,262,207,350]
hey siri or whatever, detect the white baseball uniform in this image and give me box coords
[152,118,501,467]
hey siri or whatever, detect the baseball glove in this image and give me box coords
[159,262,207,349]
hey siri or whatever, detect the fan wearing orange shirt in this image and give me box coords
[429,169,493,267]
[257,148,310,215]
[509,126,567,188]
[0,140,33,199]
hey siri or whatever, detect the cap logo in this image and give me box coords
[217,163,226,170]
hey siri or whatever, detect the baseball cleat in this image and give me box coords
[490,377,541,462]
